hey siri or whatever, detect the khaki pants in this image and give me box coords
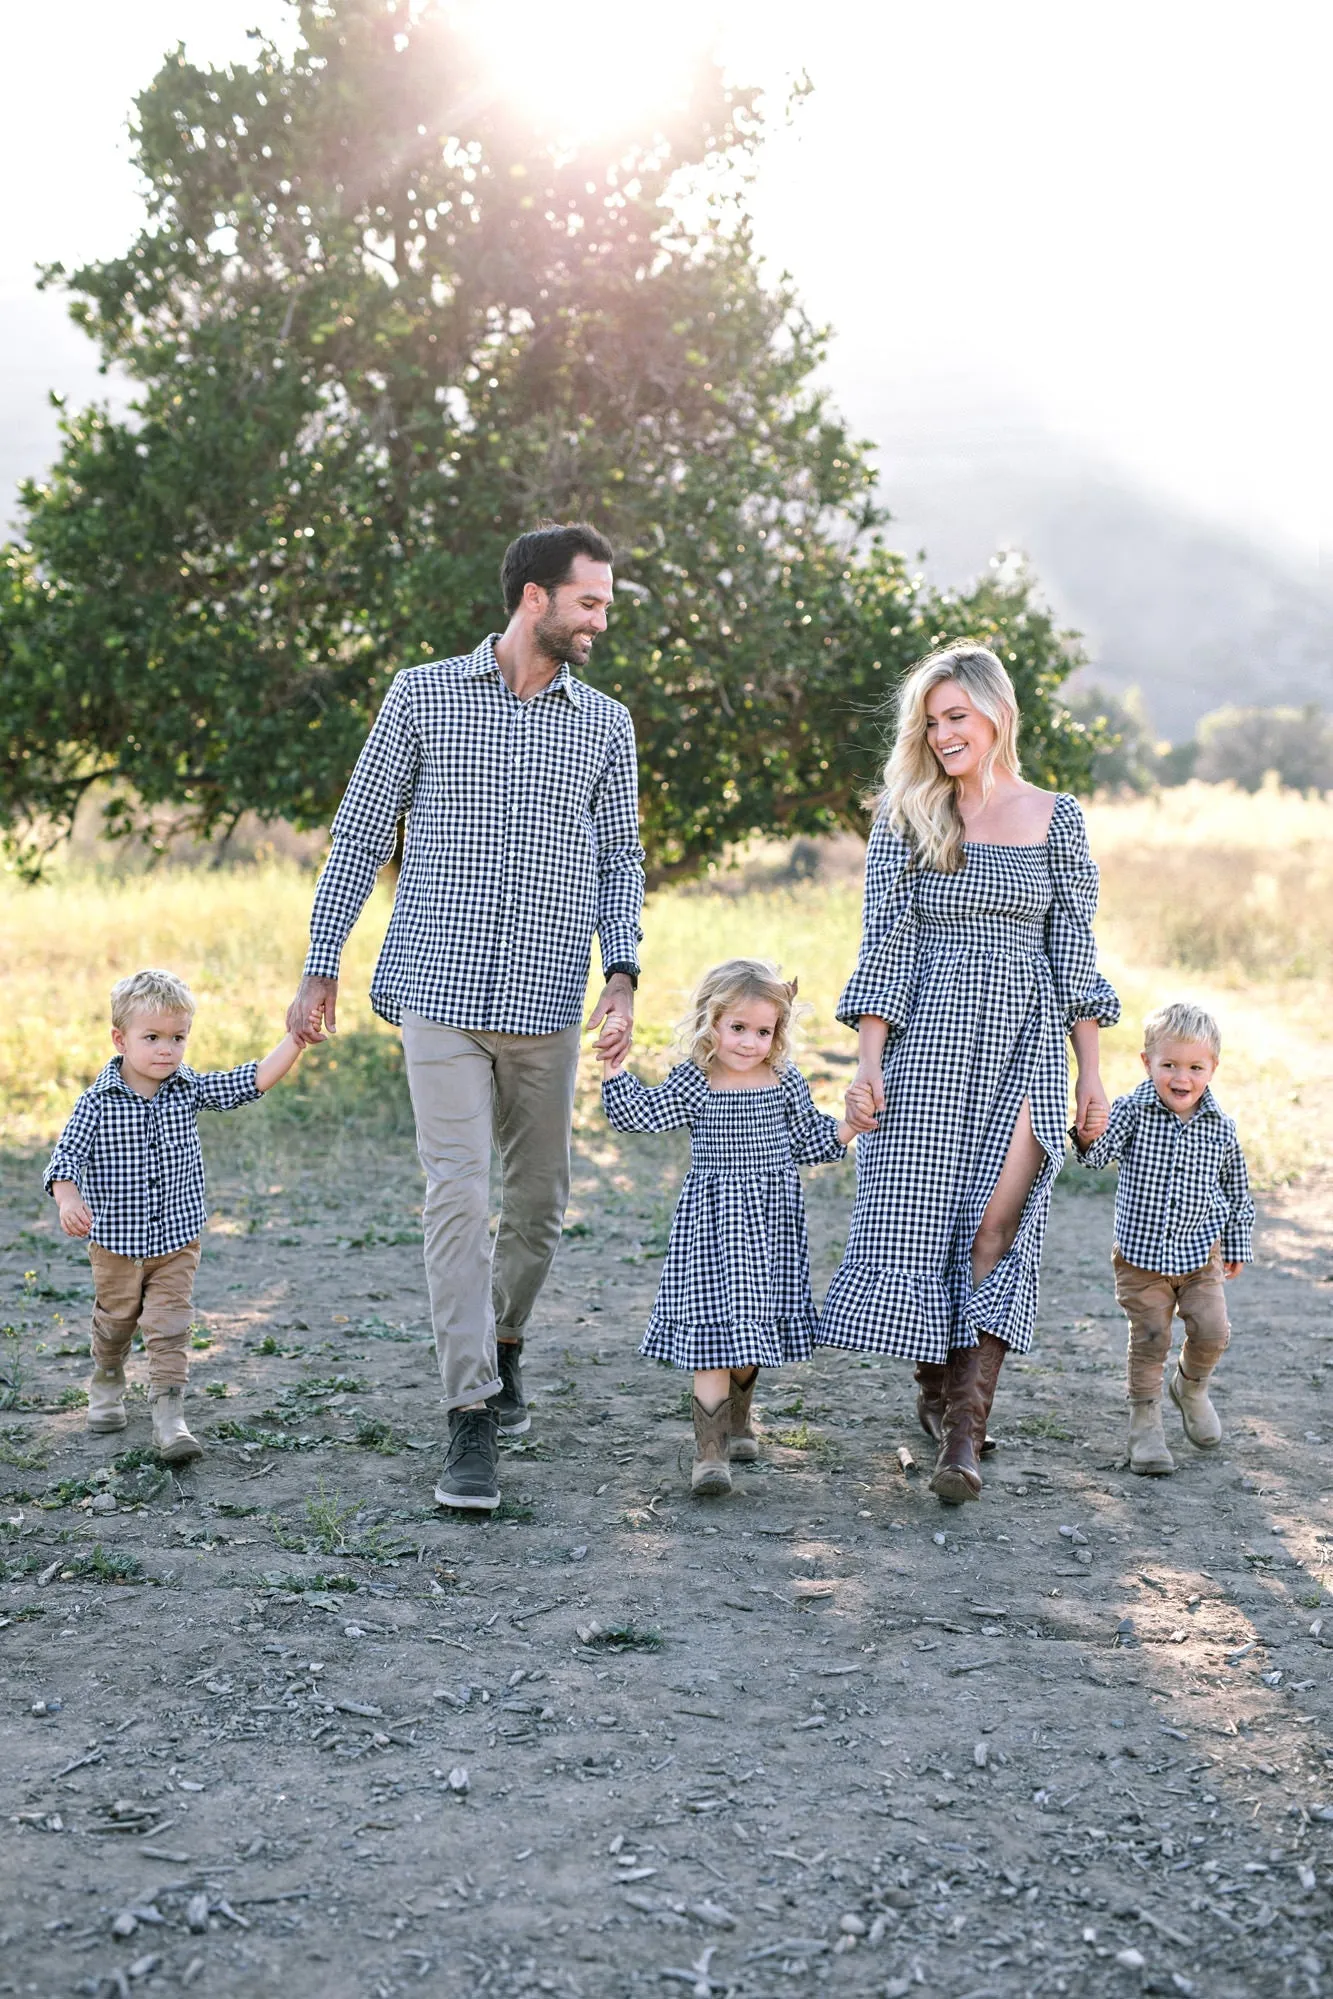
[88,1240,201,1390]
[402,1014,581,1413]
[1113,1242,1231,1403]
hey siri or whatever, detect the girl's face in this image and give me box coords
[923,677,997,783]
[713,997,780,1074]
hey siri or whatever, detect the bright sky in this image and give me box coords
[2,0,1328,566]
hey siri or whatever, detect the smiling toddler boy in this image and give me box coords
[44,970,305,1463]
[1074,1000,1254,1475]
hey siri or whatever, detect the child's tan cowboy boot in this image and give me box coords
[1127,1398,1175,1476]
[728,1368,760,1464]
[690,1396,732,1496]
[86,1363,128,1434]
[150,1387,203,1465]
[1169,1364,1222,1448]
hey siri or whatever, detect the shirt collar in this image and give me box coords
[92,1056,190,1101]
[1138,1078,1224,1124]
[465,634,583,707]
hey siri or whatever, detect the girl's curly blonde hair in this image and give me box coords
[679,959,800,1074]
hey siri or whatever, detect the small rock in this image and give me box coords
[111,1912,138,1939]
[883,1981,912,1998]
[1115,1946,1146,1970]
[1298,1864,1317,1891]
[127,1955,160,1980]
[185,1893,210,1934]
[30,1700,48,1716]
[344,1624,365,1639]
[569,1545,588,1561]
[447,1765,470,1794]
[576,1621,603,1645]
[1074,1548,1093,1566]
[690,1901,736,1929]
[839,1913,867,1935]
[973,1741,989,1768]
[932,1532,947,1547]
[90,1493,117,1515]
[1261,1670,1283,1687]
[1310,1618,1323,1638]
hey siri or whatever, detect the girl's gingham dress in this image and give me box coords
[817,792,1119,1364]
[602,1062,846,1370]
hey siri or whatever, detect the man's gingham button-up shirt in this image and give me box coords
[1075,1078,1255,1274]
[302,637,646,1035]
[44,1058,263,1259]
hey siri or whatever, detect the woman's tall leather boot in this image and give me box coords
[917,1358,997,1456]
[930,1334,1007,1505]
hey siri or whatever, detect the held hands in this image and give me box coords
[53,1184,92,1239]
[1073,1074,1110,1146]
[843,1061,885,1136]
[586,974,635,1068]
[286,974,338,1048]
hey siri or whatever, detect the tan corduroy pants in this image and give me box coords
[87,1240,201,1390]
[401,1014,581,1413]
[1113,1242,1231,1403]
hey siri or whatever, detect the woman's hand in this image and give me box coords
[1073,1072,1109,1144]
[844,1077,880,1134]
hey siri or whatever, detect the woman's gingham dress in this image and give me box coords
[602,1062,846,1370]
[817,793,1119,1363]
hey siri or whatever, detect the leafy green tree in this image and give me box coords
[0,0,1093,880]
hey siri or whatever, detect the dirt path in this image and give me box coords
[3,1077,1333,1999]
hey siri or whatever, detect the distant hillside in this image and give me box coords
[848,384,1333,742]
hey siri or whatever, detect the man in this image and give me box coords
[286,523,643,1509]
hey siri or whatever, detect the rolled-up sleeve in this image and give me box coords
[591,712,645,976]
[1045,795,1120,1030]
[192,1063,264,1114]
[44,1092,101,1196]
[304,673,420,981]
[836,819,918,1030]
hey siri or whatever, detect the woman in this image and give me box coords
[818,644,1118,1504]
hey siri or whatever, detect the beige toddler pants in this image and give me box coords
[1113,1242,1231,1403]
[401,1014,581,1413]
[88,1240,201,1390]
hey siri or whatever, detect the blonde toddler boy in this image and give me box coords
[44,970,304,1463]
[1074,1000,1254,1475]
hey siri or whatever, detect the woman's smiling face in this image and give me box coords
[923,677,997,783]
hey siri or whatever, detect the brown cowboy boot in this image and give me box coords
[690,1396,732,1496]
[917,1359,997,1455]
[930,1334,1007,1505]
[728,1368,760,1464]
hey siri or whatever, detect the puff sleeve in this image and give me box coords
[601,1062,704,1134]
[782,1067,848,1165]
[1045,794,1120,1031]
[836,818,918,1030]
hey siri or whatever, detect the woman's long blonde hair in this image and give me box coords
[879,644,1022,873]
[679,959,799,1074]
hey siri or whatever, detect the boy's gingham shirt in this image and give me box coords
[303,637,645,1034]
[1076,1078,1254,1273]
[44,1059,262,1259]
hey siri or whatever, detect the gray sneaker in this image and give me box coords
[434,1408,500,1511]
[487,1341,530,1436]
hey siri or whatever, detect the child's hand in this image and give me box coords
[1076,1098,1109,1144]
[602,1050,629,1080]
[55,1189,92,1239]
[1223,1260,1243,1280]
[835,1119,858,1147]
[843,1080,880,1135]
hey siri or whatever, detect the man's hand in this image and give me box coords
[53,1183,92,1239]
[1223,1260,1243,1280]
[586,973,635,1065]
[287,974,338,1047]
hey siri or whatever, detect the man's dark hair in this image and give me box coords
[500,521,614,615]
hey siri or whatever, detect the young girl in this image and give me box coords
[601,959,855,1496]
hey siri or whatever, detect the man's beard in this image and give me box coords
[533,605,590,666]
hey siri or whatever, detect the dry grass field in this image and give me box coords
[4,783,1333,1999]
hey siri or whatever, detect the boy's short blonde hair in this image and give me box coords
[1143,1000,1221,1060]
[111,969,196,1031]
[679,959,800,1074]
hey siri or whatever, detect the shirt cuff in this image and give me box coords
[303,940,344,981]
[1220,1230,1253,1263]
[604,962,639,989]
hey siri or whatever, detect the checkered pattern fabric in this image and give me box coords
[1075,1079,1254,1272]
[303,636,645,1033]
[602,1061,846,1370]
[818,793,1121,1364]
[44,1058,263,1258]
